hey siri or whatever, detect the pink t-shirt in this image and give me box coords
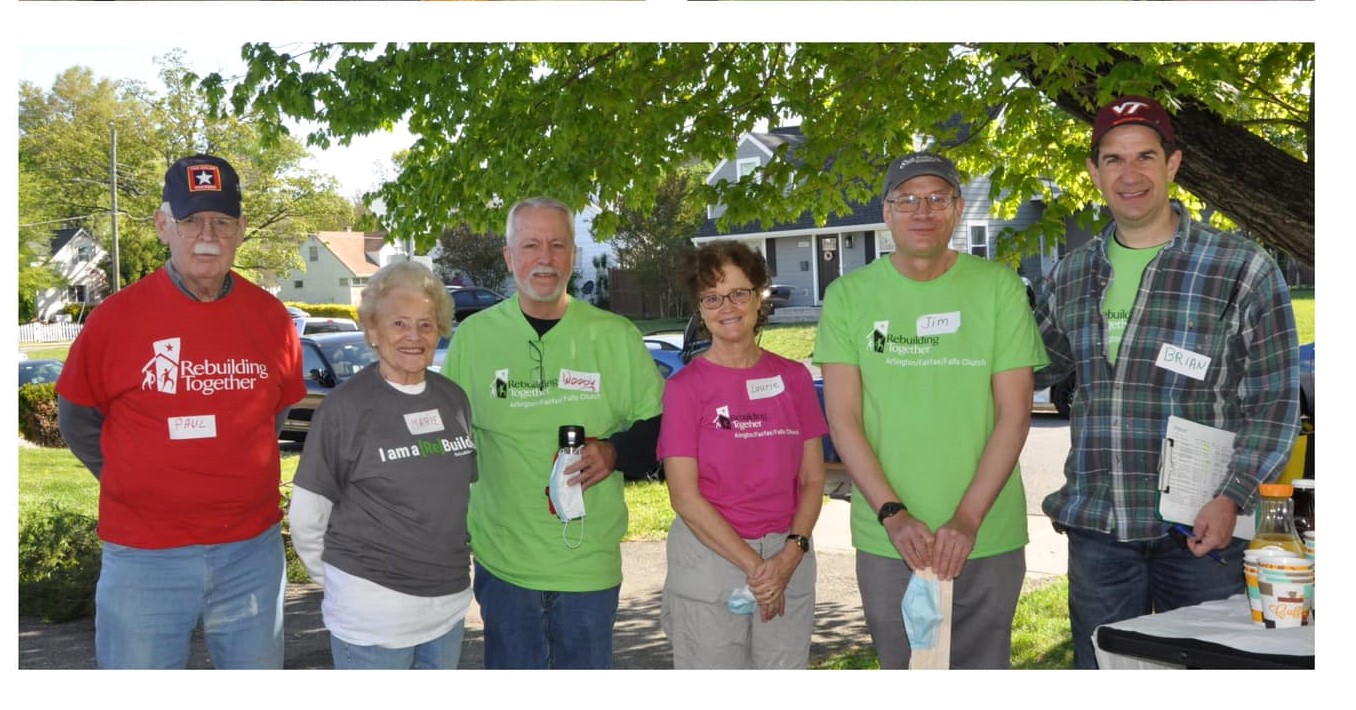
[657,351,829,538]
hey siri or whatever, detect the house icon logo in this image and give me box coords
[141,337,181,394]
[870,321,889,354]
[493,369,509,399]
[712,405,732,430]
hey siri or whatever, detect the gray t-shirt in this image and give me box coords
[295,364,477,597]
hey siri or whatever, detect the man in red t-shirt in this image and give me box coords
[56,154,305,669]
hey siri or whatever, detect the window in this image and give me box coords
[353,277,367,285]
[77,245,94,261]
[294,280,304,289]
[339,278,349,287]
[308,246,319,262]
[67,285,88,303]
[736,157,761,181]
[969,225,989,259]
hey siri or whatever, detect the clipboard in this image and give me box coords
[1157,415,1255,539]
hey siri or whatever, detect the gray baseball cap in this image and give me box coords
[883,152,962,199]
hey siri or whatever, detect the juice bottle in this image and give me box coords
[1248,483,1305,556]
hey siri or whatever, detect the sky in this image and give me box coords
[16,40,414,199]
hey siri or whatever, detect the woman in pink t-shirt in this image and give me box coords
[656,242,828,669]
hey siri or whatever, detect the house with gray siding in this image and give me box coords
[695,127,1061,306]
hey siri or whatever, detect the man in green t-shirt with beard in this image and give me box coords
[815,152,1047,669]
[441,197,664,669]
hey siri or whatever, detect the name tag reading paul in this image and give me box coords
[404,409,445,436]
[168,415,217,440]
[1155,343,1211,381]
[917,311,961,336]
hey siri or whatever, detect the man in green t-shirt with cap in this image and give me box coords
[815,152,1048,669]
[441,197,664,669]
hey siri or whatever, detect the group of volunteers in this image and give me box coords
[56,94,1300,671]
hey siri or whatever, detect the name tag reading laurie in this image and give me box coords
[1155,343,1212,381]
[404,409,446,435]
[916,311,961,336]
[746,375,786,400]
[168,415,217,440]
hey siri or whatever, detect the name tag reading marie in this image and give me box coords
[1155,343,1212,381]
[404,409,446,436]
[746,375,786,400]
[917,311,961,336]
[168,415,217,440]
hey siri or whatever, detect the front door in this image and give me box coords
[816,235,841,301]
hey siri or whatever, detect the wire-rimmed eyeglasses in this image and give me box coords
[698,288,756,311]
[171,214,241,238]
[885,193,957,214]
[528,339,546,391]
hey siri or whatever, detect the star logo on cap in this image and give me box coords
[188,165,222,192]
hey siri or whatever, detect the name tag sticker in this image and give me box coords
[917,311,961,336]
[558,368,601,393]
[404,409,445,436]
[168,415,217,440]
[746,375,786,400]
[1155,343,1212,381]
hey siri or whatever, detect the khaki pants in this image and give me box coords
[660,516,817,669]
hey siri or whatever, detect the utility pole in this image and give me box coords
[109,122,121,293]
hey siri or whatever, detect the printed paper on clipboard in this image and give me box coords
[1157,415,1255,540]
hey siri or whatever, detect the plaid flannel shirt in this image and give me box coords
[1033,204,1300,541]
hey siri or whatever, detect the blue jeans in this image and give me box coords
[1066,526,1246,669]
[330,621,467,669]
[472,561,620,669]
[95,523,286,669]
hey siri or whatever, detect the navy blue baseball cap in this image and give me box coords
[162,154,242,218]
[883,152,962,199]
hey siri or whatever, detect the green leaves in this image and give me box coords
[207,42,1313,266]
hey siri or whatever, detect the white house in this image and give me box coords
[274,230,433,306]
[35,227,107,321]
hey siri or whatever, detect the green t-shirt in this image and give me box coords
[813,254,1049,559]
[441,295,664,591]
[1103,237,1167,364]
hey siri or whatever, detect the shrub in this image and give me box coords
[18,383,65,447]
[19,504,102,622]
[289,302,359,321]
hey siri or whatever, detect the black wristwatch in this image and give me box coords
[786,533,810,553]
[877,501,907,526]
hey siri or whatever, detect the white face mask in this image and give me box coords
[548,444,586,524]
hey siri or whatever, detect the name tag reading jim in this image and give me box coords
[404,409,446,435]
[916,311,961,336]
[1155,343,1211,381]
[168,415,217,440]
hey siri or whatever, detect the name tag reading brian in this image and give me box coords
[404,409,446,435]
[746,375,786,400]
[917,311,961,336]
[168,415,217,440]
[1155,343,1212,381]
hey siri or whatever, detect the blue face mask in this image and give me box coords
[901,573,943,650]
[727,585,757,615]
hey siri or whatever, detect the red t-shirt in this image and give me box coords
[57,269,306,548]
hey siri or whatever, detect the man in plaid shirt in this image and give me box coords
[1032,95,1301,668]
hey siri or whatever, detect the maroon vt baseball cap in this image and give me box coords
[1091,96,1176,153]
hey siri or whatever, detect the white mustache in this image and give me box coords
[193,243,222,256]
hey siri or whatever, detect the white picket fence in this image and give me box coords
[18,322,83,344]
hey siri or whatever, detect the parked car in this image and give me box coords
[431,332,455,372]
[285,305,310,319]
[19,358,64,387]
[447,286,505,323]
[281,332,379,442]
[646,339,687,380]
[293,316,360,336]
[762,284,794,315]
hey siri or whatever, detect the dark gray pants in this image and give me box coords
[856,547,1025,669]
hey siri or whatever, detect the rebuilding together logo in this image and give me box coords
[140,337,270,396]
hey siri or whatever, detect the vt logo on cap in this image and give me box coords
[188,165,223,193]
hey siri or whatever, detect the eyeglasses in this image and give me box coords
[698,288,756,311]
[528,339,546,391]
[172,215,241,238]
[885,193,957,214]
